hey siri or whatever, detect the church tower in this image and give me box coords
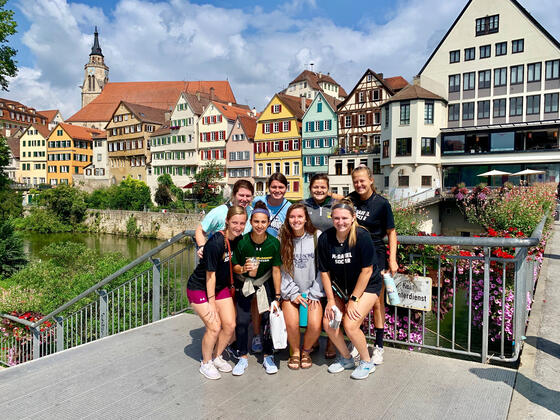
[81,27,109,108]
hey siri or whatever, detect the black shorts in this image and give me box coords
[364,272,382,296]
[375,243,389,271]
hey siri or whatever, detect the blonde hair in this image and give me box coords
[332,199,360,248]
[225,205,247,230]
[351,165,376,193]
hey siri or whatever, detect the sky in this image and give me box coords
[3,0,560,118]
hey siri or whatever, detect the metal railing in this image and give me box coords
[1,230,197,367]
[0,215,547,366]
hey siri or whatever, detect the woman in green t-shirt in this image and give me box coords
[231,201,282,376]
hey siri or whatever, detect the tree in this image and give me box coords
[0,134,10,189]
[157,173,183,201]
[0,219,26,278]
[38,184,88,224]
[154,183,173,206]
[108,177,151,211]
[192,162,224,203]
[0,0,17,91]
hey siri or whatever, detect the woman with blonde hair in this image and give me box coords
[317,200,382,380]
[278,203,324,369]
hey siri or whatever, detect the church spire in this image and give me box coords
[90,26,103,57]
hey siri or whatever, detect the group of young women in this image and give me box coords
[187,167,397,381]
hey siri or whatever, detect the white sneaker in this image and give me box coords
[200,361,221,380]
[348,343,361,362]
[372,345,384,365]
[213,355,232,373]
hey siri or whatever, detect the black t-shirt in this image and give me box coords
[348,191,395,244]
[317,227,381,297]
[187,232,241,292]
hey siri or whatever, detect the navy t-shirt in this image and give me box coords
[348,191,395,244]
[317,227,381,297]
[187,232,240,292]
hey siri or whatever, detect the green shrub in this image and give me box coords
[126,215,140,236]
[13,208,72,233]
[0,220,27,278]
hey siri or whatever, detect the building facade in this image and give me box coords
[83,132,111,181]
[327,153,381,197]
[82,27,109,109]
[0,99,47,138]
[301,92,339,197]
[283,69,347,101]
[254,94,306,200]
[18,124,50,186]
[417,0,560,187]
[226,115,257,187]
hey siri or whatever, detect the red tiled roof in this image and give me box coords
[183,92,212,115]
[6,136,19,159]
[276,93,312,119]
[152,123,171,137]
[384,76,409,92]
[288,70,347,98]
[67,81,237,123]
[384,84,446,104]
[211,101,251,121]
[25,123,52,139]
[37,110,61,122]
[237,115,257,139]
[121,101,167,124]
[57,122,105,141]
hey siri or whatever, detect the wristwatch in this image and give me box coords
[350,295,360,303]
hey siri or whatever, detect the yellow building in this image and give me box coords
[47,123,103,185]
[18,124,51,186]
[254,93,309,200]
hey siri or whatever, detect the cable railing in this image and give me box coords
[0,215,547,366]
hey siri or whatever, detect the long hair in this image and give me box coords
[224,204,247,231]
[278,203,316,276]
[332,199,360,248]
[351,165,376,193]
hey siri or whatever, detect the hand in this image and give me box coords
[325,299,336,321]
[243,261,253,273]
[270,301,279,313]
[389,259,398,276]
[308,299,320,311]
[293,294,308,308]
[346,300,361,321]
[197,246,204,259]
[204,301,218,322]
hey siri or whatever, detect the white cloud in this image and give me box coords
[3,0,560,118]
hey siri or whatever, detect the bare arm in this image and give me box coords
[272,266,282,297]
[205,271,218,321]
[387,228,398,275]
[194,224,207,258]
[329,192,345,201]
[321,271,336,320]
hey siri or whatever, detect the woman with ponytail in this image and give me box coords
[317,200,382,380]
[278,203,324,369]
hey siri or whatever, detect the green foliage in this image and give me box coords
[392,204,428,236]
[86,177,152,211]
[0,220,26,278]
[0,0,17,92]
[192,161,224,203]
[37,184,88,224]
[154,183,173,206]
[156,173,184,204]
[13,208,72,233]
[126,215,140,236]
[0,134,11,190]
[0,187,22,219]
[86,187,112,209]
[157,173,173,187]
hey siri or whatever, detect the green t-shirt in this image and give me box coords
[232,233,282,281]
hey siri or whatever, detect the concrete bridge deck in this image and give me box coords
[0,313,517,420]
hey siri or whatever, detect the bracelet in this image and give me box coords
[207,295,215,299]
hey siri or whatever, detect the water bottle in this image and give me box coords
[329,305,343,329]
[299,293,308,327]
[383,272,401,305]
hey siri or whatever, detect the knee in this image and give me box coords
[221,320,236,336]
[207,320,222,336]
[342,317,359,334]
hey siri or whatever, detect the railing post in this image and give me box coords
[152,258,161,322]
[32,327,40,360]
[99,290,108,338]
[482,247,491,363]
[56,316,64,353]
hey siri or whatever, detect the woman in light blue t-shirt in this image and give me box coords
[252,173,290,238]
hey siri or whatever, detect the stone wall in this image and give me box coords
[84,209,203,240]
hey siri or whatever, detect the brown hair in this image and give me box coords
[250,200,270,221]
[224,204,247,230]
[331,199,360,248]
[232,179,254,196]
[309,173,330,189]
[267,172,288,188]
[278,203,316,276]
[351,165,376,193]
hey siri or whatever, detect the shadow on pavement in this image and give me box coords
[543,253,560,260]
[524,336,560,359]
[469,367,560,417]
[183,326,205,361]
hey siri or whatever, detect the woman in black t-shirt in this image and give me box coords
[186,205,247,380]
[348,165,397,365]
[317,200,382,380]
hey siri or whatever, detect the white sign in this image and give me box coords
[388,274,432,311]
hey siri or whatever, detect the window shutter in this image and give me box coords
[340,116,344,127]
[367,113,372,125]
[219,115,222,122]
[262,124,266,133]
[352,114,357,126]
[200,133,203,142]
[278,104,282,113]
[289,140,294,150]
[279,141,283,151]
[201,150,204,160]
[222,130,226,139]
[368,90,372,101]
[288,121,291,131]
[355,92,359,103]
[268,141,272,152]
[319,121,324,131]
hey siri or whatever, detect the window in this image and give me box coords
[398,176,409,187]
[478,70,491,89]
[384,106,389,127]
[509,97,523,116]
[293,139,300,150]
[400,102,410,125]
[545,93,559,113]
[448,104,460,121]
[317,102,322,112]
[545,60,560,80]
[527,63,542,82]
[480,45,491,58]
[284,162,290,175]
[424,101,434,124]
[421,176,432,187]
[283,121,290,131]
[510,65,524,85]
[396,138,411,156]
[358,91,365,102]
[462,102,475,120]
[476,14,499,36]
[478,100,490,119]
[464,47,475,61]
[512,39,524,54]
[443,134,465,154]
[496,42,507,56]
[273,122,279,133]
[266,163,272,176]
[274,162,280,173]
[382,140,389,158]
[450,50,460,63]
[359,114,366,126]
[283,140,290,150]
[347,160,355,173]
[449,74,460,92]
[491,131,515,152]
[526,95,540,115]
[257,163,264,176]
[345,115,351,128]
[272,104,281,113]
[494,67,507,87]
[293,161,299,175]
[463,72,475,90]
[421,138,435,156]
[273,141,279,152]
[263,123,270,134]
[56,129,63,136]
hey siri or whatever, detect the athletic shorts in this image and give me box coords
[187,286,231,304]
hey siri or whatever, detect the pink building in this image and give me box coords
[226,115,257,187]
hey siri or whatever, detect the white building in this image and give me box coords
[283,69,347,101]
[328,153,382,197]
[83,132,112,186]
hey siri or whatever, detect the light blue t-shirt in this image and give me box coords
[200,203,252,237]
[252,195,290,237]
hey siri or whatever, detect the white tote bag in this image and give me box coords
[269,301,288,350]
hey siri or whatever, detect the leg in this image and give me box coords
[251,297,261,335]
[282,300,301,356]
[191,301,222,363]
[343,292,377,362]
[373,282,386,343]
[234,293,253,358]
[302,300,323,351]
[214,297,236,358]
[323,296,351,359]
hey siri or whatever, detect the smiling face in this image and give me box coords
[250,212,269,235]
[332,207,354,236]
[227,214,247,237]
[352,170,374,198]
[233,187,253,208]
[288,208,306,235]
[310,179,329,203]
[268,180,287,201]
